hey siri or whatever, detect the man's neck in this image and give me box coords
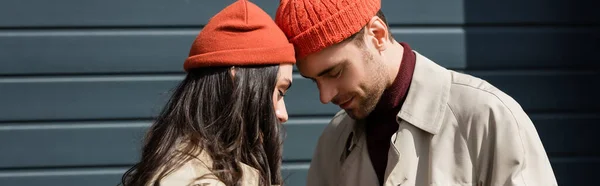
[384,41,405,89]
[365,41,417,185]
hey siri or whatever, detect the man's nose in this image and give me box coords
[318,82,337,104]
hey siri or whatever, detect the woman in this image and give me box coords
[120,0,296,185]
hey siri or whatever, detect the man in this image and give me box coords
[275,0,557,185]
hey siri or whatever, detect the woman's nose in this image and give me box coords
[275,107,288,123]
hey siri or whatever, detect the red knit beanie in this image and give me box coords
[275,0,381,59]
[183,0,296,71]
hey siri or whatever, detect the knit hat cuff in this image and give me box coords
[183,44,296,71]
[290,0,380,59]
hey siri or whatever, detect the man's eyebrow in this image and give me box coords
[299,60,344,81]
[316,65,337,77]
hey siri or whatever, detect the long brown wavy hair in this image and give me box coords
[121,65,284,186]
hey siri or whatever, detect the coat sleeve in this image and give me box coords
[306,111,349,186]
[306,126,335,186]
[480,92,558,186]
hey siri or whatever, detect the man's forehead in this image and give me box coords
[295,58,315,78]
[295,40,351,76]
[297,55,342,77]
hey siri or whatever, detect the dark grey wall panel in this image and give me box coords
[0,75,179,121]
[282,119,328,161]
[0,121,147,168]
[0,29,192,74]
[0,75,337,121]
[0,29,464,75]
[281,163,309,186]
[0,114,593,169]
[0,168,126,186]
[550,158,600,186]
[394,28,465,69]
[0,71,591,121]
[0,0,232,27]
[533,114,600,156]
[0,0,461,28]
[465,0,600,24]
[0,118,327,168]
[469,71,599,112]
[0,164,308,186]
[466,28,600,69]
[381,0,463,24]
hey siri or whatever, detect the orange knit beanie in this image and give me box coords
[275,0,381,59]
[183,0,296,71]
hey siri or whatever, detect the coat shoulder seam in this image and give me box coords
[451,82,528,185]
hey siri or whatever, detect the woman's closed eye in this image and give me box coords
[278,90,286,99]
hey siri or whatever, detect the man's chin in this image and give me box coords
[344,109,366,120]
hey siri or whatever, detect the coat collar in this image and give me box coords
[395,51,451,135]
[343,51,451,152]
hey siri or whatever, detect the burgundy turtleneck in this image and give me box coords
[365,42,416,185]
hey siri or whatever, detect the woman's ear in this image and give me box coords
[229,66,236,79]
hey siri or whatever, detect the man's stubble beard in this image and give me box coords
[345,48,387,120]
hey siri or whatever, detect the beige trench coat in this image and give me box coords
[306,52,557,186]
[149,149,270,186]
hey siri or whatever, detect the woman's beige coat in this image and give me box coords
[149,149,269,186]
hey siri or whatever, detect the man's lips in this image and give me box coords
[338,96,354,109]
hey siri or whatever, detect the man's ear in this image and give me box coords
[365,16,390,52]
